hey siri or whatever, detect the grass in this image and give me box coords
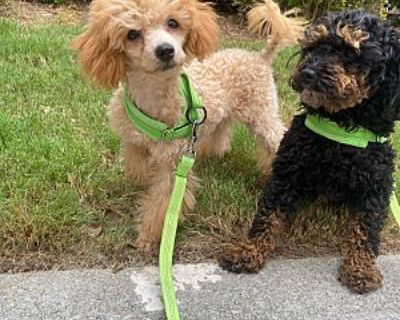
[0,18,399,271]
[0,20,125,257]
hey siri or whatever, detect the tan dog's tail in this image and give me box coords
[248,0,305,62]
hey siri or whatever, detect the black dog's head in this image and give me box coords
[292,10,400,119]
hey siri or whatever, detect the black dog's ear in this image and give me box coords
[380,28,400,120]
[385,28,400,62]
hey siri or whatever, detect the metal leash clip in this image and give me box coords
[184,122,198,157]
[184,106,207,157]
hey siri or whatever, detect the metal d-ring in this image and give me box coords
[186,106,207,126]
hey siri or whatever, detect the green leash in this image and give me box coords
[159,154,195,320]
[304,114,400,226]
[122,73,205,319]
[390,190,400,226]
[159,127,200,320]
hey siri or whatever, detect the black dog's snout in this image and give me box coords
[155,44,175,62]
[300,68,317,85]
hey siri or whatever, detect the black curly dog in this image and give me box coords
[220,10,400,294]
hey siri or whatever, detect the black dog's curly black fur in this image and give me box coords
[220,10,400,294]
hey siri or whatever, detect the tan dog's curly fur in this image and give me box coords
[72,0,304,252]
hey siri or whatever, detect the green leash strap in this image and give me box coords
[304,113,400,226]
[124,72,205,319]
[123,73,203,141]
[159,155,195,320]
[390,190,400,227]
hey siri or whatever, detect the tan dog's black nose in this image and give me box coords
[155,44,175,62]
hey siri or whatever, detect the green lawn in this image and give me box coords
[0,18,399,270]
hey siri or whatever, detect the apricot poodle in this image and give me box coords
[72,0,303,251]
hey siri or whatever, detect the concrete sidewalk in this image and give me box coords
[0,256,399,320]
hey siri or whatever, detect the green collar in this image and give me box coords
[304,114,388,148]
[123,73,203,141]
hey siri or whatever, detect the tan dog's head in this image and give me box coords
[72,0,219,88]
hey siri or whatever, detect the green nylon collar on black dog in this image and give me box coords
[305,114,388,148]
[123,73,203,141]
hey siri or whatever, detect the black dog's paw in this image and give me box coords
[338,260,384,294]
[219,241,266,274]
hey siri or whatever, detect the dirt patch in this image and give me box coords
[0,0,88,26]
[2,216,399,274]
[0,0,255,38]
[218,14,256,39]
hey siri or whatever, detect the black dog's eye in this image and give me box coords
[127,30,141,41]
[167,19,179,29]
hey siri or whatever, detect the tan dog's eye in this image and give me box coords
[127,30,141,41]
[167,19,179,29]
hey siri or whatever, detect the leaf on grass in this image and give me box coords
[87,223,102,238]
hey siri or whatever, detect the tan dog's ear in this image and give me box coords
[71,13,126,89]
[184,1,219,60]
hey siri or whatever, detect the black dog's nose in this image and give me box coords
[155,44,175,62]
[300,68,317,84]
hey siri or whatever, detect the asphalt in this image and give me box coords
[0,256,399,320]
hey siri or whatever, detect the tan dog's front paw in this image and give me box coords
[338,259,383,294]
[135,236,158,253]
[219,241,266,274]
